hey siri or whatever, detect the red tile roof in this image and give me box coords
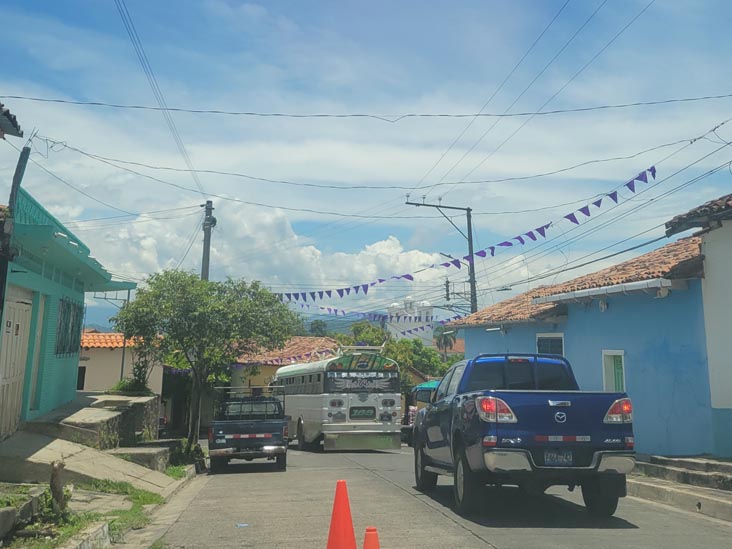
[666,193,732,236]
[81,331,130,349]
[238,336,340,365]
[450,237,702,328]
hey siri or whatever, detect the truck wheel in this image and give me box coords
[582,481,619,517]
[297,422,308,451]
[453,448,479,516]
[414,445,437,492]
[276,453,287,471]
[209,457,225,475]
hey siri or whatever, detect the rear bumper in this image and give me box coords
[209,445,287,459]
[323,431,401,451]
[483,449,635,475]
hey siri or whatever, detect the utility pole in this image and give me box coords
[406,197,478,313]
[445,278,450,301]
[0,146,30,321]
[201,200,216,281]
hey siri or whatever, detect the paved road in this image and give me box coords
[155,447,732,548]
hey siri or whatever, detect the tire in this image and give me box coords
[453,447,479,516]
[297,422,307,451]
[276,453,287,471]
[582,481,620,517]
[209,457,226,475]
[414,445,437,492]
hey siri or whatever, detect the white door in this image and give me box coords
[0,297,33,439]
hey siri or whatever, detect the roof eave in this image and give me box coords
[532,278,689,304]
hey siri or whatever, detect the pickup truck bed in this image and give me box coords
[208,395,288,473]
[413,354,635,517]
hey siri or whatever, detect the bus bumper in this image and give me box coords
[323,431,401,451]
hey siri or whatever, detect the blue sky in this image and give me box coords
[1,0,731,329]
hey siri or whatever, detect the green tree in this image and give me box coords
[383,338,446,393]
[433,325,457,361]
[309,319,328,337]
[113,270,300,452]
[351,320,390,346]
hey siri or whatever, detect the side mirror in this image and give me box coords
[415,389,432,404]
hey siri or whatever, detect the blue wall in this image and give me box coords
[463,280,716,456]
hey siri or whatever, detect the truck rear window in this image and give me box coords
[216,399,284,421]
[464,360,576,391]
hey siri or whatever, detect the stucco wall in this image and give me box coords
[462,281,714,456]
[700,221,732,456]
[7,265,84,421]
[79,347,164,395]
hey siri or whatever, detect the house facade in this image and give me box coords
[0,185,134,440]
[79,330,164,395]
[452,193,732,457]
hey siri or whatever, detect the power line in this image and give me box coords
[60,205,201,225]
[2,91,728,122]
[113,0,206,197]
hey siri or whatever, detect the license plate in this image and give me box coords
[544,448,573,466]
[349,407,376,420]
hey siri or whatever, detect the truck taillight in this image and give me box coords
[604,398,633,424]
[207,427,213,443]
[283,424,289,440]
[476,397,517,423]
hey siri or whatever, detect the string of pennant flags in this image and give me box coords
[291,301,463,325]
[277,165,657,302]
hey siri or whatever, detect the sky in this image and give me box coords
[1,0,731,331]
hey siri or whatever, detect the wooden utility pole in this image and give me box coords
[406,198,478,313]
[201,200,216,281]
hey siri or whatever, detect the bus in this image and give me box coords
[272,352,401,451]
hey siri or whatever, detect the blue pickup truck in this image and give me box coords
[412,354,635,517]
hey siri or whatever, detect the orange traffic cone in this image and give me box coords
[362,526,380,549]
[327,480,357,549]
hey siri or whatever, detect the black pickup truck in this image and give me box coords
[208,388,289,473]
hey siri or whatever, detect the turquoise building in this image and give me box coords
[0,186,134,439]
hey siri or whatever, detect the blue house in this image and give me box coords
[452,193,732,458]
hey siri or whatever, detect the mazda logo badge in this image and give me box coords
[554,412,567,423]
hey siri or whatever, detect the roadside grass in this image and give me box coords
[150,537,165,549]
[6,511,101,549]
[164,464,187,479]
[77,480,164,542]
[0,483,32,508]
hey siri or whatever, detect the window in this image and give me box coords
[506,362,534,390]
[537,333,564,355]
[447,362,466,395]
[465,361,504,392]
[55,298,84,355]
[435,369,454,401]
[76,366,86,390]
[536,362,576,390]
[602,351,625,392]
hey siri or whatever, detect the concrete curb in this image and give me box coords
[58,521,111,549]
[0,486,47,539]
[628,477,732,522]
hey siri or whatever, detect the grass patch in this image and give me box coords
[78,479,163,542]
[165,465,187,480]
[150,538,165,549]
[0,484,32,508]
[6,512,100,549]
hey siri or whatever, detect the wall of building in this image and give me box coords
[700,221,732,455]
[462,281,715,456]
[387,298,434,346]
[6,265,84,421]
[231,364,280,389]
[79,347,164,395]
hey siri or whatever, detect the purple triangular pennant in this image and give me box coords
[310,292,316,301]
[525,231,537,242]
[326,290,332,298]
[476,250,487,258]
[498,241,513,247]
[649,166,656,179]
[353,285,360,295]
[378,278,386,283]
[362,284,369,295]
[403,274,414,281]
[369,281,377,287]
[451,259,461,269]
[345,287,351,295]
[625,180,636,193]
[608,191,619,203]
[564,212,580,225]
[592,198,603,209]
[327,307,332,314]
[318,291,324,300]
[302,293,307,302]
[293,292,300,301]
[337,289,344,298]
[462,255,473,263]
[636,171,648,184]
[285,293,291,301]
[579,205,591,217]
[441,262,451,267]
[514,235,525,245]
[535,223,551,238]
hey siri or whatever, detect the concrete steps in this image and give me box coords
[649,455,732,476]
[628,476,732,522]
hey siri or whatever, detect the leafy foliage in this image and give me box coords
[433,325,457,360]
[113,270,300,451]
[309,319,328,337]
[108,377,153,395]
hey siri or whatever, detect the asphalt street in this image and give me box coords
[154,447,732,548]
